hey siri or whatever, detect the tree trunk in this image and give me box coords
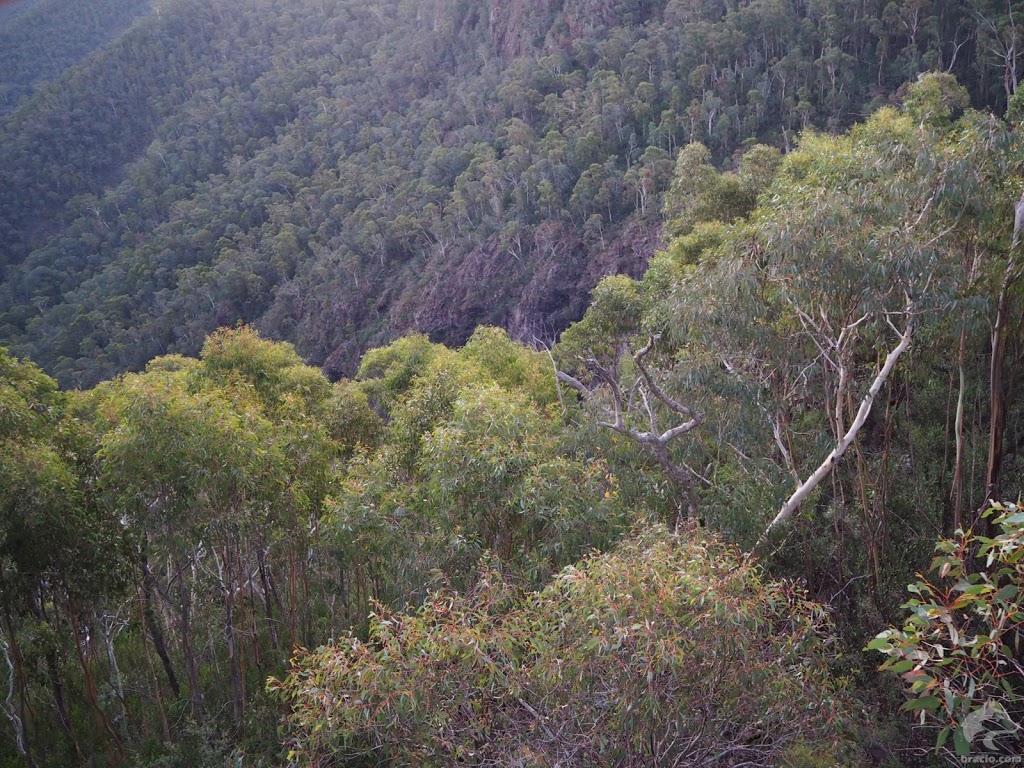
[141,557,180,698]
[755,321,913,552]
[256,545,279,650]
[68,608,124,765]
[288,546,298,650]
[30,594,82,761]
[984,248,1021,532]
[0,610,34,766]
[652,443,698,522]
[952,325,968,532]
[176,556,204,719]
[215,546,244,724]
[98,614,125,715]
[134,576,172,743]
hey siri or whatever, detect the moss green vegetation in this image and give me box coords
[2,76,1023,764]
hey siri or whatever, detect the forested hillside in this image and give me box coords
[3,76,1024,765]
[0,0,151,114]
[3,1,1024,766]
[0,0,1018,387]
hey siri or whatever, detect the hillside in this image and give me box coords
[0,0,151,115]
[2,70,1024,765]
[0,0,1015,387]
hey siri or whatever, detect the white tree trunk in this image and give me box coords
[754,322,914,553]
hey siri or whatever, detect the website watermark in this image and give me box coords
[957,708,1022,764]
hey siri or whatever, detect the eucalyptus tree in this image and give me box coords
[96,360,282,723]
[270,525,864,768]
[329,326,624,617]
[555,275,706,521]
[91,327,345,731]
[553,144,781,525]
[665,75,1024,597]
[0,348,128,765]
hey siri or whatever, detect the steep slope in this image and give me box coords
[0,0,151,113]
[0,0,1010,386]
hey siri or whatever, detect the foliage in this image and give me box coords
[270,525,865,767]
[330,328,625,604]
[0,0,1016,386]
[1,8,1023,759]
[870,502,1024,758]
[0,0,149,114]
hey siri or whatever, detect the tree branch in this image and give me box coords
[754,319,915,553]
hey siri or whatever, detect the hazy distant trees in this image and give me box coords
[1,0,1018,388]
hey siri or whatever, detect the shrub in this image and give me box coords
[869,502,1024,758]
[269,525,863,767]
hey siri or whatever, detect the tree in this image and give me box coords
[556,275,706,521]
[680,90,1024,557]
[0,348,128,764]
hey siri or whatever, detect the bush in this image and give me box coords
[869,502,1024,758]
[269,525,864,767]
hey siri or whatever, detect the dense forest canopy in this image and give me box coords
[0,0,1020,387]
[0,0,151,115]
[3,0,1024,766]
[3,78,1024,764]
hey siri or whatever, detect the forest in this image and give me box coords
[2,0,1024,766]
[1,0,1021,386]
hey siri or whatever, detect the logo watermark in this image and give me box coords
[958,705,1022,764]
[959,758,1022,765]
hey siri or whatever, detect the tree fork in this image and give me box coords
[754,320,914,553]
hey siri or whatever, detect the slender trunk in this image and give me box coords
[134,577,172,743]
[288,547,298,650]
[46,649,80,758]
[986,302,1010,511]
[98,614,125,715]
[301,549,312,647]
[216,546,244,724]
[69,608,125,765]
[952,325,968,532]
[141,557,180,698]
[985,253,1021,530]
[0,612,32,765]
[851,431,877,590]
[755,321,913,552]
[176,556,204,719]
[878,393,897,557]
[653,443,698,521]
[30,595,82,762]
[256,544,279,650]
[338,559,350,628]
[239,544,259,675]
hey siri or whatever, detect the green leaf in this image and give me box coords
[953,727,970,756]
[999,512,1024,525]
[995,584,1019,601]
[901,696,941,711]
[865,636,892,651]
[961,584,992,596]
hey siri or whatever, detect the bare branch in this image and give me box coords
[754,318,915,553]
[660,418,703,442]
[772,413,800,487]
[556,370,589,394]
[633,336,697,417]
[557,336,704,518]
[535,337,567,417]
